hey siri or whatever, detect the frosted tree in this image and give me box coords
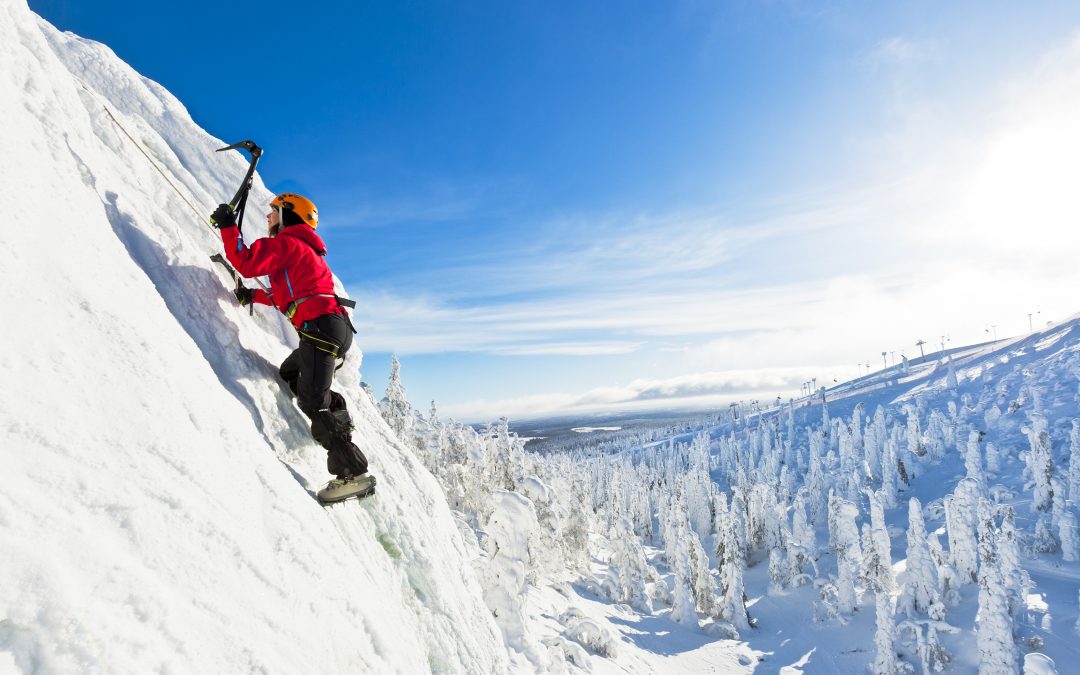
[838,422,861,502]
[520,475,561,580]
[946,356,959,391]
[928,530,960,607]
[821,387,830,434]
[768,547,786,594]
[1075,590,1080,636]
[688,526,718,617]
[379,355,414,439]
[805,430,829,525]
[899,497,942,618]
[1023,414,1055,513]
[862,489,895,595]
[489,417,525,491]
[945,478,980,583]
[984,441,1001,476]
[561,476,592,572]
[927,410,949,462]
[1060,509,1079,562]
[975,524,1019,675]
[828,493,861,614]
[418,401,446,475]
[904,404,926,457]
[880,435,901,508]
[718,513,751,633]
[965,430,985,485]
[871,593,899,675]
[864,416,881,483]
[792,491,817,556]
[996,507,1030,621]
[669,521,699,626]
[1033,514,1059,553]
[482,490,540,659]
[1069,420,1080,504]
[784,403,797,468]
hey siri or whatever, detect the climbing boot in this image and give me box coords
[317,473,377,504]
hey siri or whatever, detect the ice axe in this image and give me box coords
[210,140,269,302]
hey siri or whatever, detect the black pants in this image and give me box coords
[279,313,368,478]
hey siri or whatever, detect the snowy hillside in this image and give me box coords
[379,313,1080,674]
[0,0,506,672]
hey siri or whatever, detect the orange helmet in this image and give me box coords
[270,193,319,229]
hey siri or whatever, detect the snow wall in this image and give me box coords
[0,0,508,672]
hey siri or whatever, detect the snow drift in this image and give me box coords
[0,0,506,672]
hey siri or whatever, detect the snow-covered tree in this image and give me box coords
[828,493,861,615]
[996,507,1030,621]
[904,404,926,457]
[792,491,817,555]
[928,530,960,607]
[768,547,786,594]
[718,512,750,633]
[1033,514,1059,553]
[688,525,718,617]
[984,441,1001,476]
[899,497,941,618]
[871,593,899,675]
[965,429,984,485]
[862,489,895,595]
[1023,414,1055,513]
[1068,420,1080,504]
[1075,589,1080,636]
[379,355,414,439]
[945,478,980,583]
[1060,509,1079,562]
[975,522,1018,675]
[669,521,699,626]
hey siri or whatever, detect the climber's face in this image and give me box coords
[267,207,281,236]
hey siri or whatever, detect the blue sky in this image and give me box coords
[30,0,1080,421]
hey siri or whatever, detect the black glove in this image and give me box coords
[234,286,254,306]
[210,203,236,229]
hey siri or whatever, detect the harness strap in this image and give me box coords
[298,329,341,358]
[284,293,357,319]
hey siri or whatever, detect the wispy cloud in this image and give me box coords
[356,29,1080,420]
[864,36,939,71]
[438,367,827,422]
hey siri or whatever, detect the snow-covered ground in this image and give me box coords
[4,0,1080,672]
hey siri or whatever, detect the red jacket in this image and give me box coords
[221,225,345,328]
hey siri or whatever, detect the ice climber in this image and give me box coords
[211,194,374,503]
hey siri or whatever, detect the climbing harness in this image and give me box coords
[284,294,357,320]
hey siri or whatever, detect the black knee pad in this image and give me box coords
[328,391,347,413]
[311,409,354,448]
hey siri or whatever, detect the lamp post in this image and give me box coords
[882,351,887,370]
